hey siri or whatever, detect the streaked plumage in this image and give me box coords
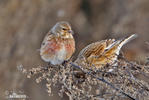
[75,34,137,68]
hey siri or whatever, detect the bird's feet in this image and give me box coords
[62,60,69,67]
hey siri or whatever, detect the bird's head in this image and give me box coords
[51,21,74,39]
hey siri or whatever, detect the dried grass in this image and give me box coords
[19,56,149,100]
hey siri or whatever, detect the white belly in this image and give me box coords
[41,45,67,65]
[51,46,66,65]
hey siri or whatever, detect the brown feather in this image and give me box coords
[76,34,137,68]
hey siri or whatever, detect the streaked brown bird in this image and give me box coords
[75,34,137,68]
[40,21,75,65]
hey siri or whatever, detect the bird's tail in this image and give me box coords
[110,34,138,55]
[119,34,138,48]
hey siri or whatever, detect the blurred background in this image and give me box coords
[0,0,149,99]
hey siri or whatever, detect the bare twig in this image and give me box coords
[70,63,137,100]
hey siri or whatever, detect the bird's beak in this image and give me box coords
[68,30,74,35]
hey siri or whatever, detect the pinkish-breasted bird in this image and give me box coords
[40,21,75,65]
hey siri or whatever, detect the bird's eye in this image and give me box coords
[42,43,45,45]
[62,28,67,31]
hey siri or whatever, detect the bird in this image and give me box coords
[40,21,75,65]
[75,34,137,69]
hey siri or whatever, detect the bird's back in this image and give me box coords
[76,34,137,68]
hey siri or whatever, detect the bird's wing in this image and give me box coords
[78,39,116,59]
[41,31,54,46]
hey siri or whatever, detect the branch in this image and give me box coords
[70,63,137,100]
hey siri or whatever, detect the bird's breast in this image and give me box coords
[64,39,75,57]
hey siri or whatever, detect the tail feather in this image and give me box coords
[116,34,137,55]
[119,34,138,47]
[104,34,137,55]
